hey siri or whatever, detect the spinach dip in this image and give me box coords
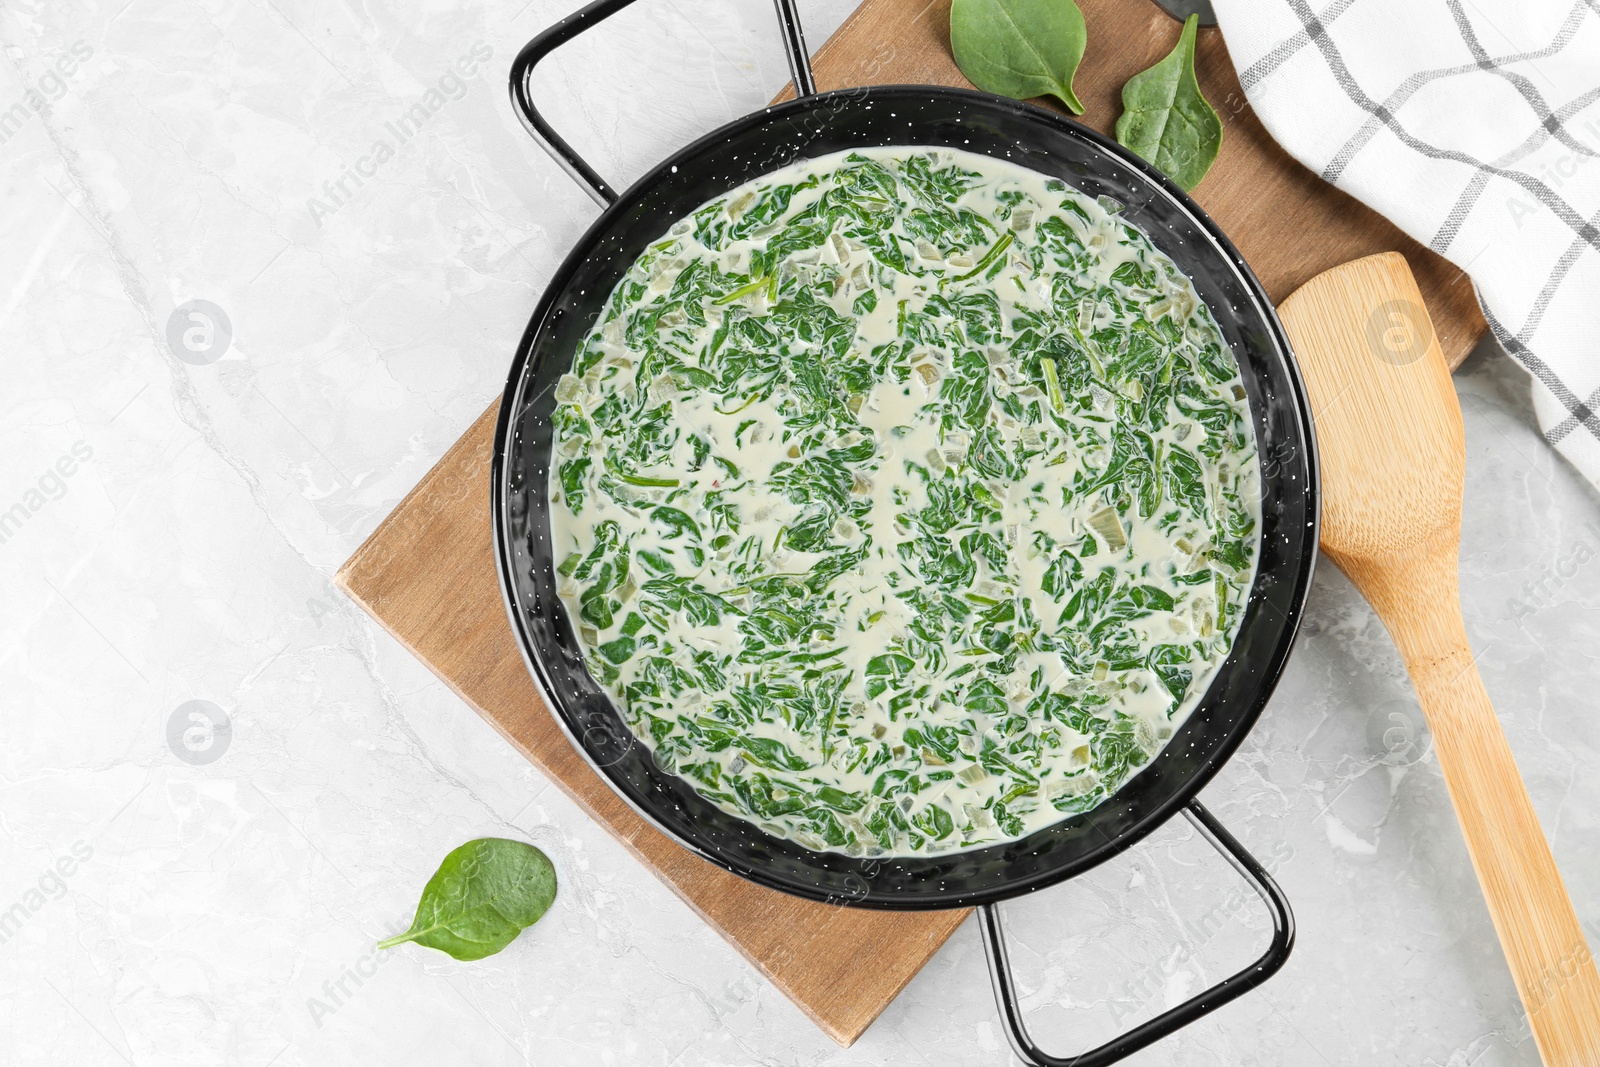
[549,147,1259,856]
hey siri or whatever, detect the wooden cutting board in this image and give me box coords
[336,0,1487,1049]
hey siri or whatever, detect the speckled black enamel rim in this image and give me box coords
[490,83,1319,911]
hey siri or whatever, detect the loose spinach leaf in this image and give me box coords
[1114,15,1222,191]
[950,0,1088,115]
[378,838,557,961]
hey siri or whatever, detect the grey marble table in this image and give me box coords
[2,0,1596,1063]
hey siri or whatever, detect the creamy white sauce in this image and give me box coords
[550,147,1260,856]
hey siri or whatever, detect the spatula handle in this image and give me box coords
[1344,551,1600,1066]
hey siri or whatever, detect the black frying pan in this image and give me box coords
[493,3,1319,1062]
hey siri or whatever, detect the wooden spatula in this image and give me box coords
[1277,252,1600,1065]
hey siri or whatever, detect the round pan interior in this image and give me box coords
[493,86,1318,910]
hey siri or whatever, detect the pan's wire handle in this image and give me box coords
[510,0,817,207]
[980,799,1294,1067]
[772,0,816,97]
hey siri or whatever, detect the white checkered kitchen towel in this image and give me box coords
[1211,0,1600,487]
